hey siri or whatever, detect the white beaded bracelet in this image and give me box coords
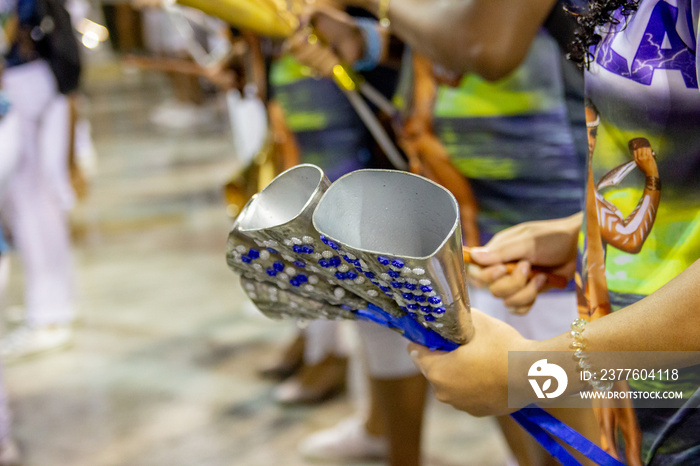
[571,318,613,392]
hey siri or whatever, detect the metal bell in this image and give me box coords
[313,169,473,344]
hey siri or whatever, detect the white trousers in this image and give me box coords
[470,287,577,341]
[357,320,420,379]
[2,60,75,326]
[0,110,21,201]
[302,318,419,379]
[303,320,348,365]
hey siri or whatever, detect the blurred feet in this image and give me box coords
[274,353,347,405]
[1,324,73,363]
[299,417,388,462]
[258,334,305,381]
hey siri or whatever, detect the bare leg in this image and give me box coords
[548,407,601,466]
[370,374,428,466]
[497,415,547,466]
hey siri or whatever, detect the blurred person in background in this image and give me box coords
[0,0,81,361]
[140,6,223,129]
[345,0,700,464]
[286,2,601,465]
[262,0,407,408]
[128,0,413,427]
[0,13,30,459]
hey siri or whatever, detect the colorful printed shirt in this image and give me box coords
[580,0,700,463]
[269,56,397,181]
[432,31,586,244]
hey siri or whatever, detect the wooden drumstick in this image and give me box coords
[462,247,569,289]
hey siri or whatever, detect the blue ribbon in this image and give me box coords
[510,409,582,465]
[355,302,459,351]
[511,406,625,466]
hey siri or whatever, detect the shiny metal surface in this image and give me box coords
[227,165,473,345]
[240,277,356,321]
[313,169,473,344]
[227,164,369,311]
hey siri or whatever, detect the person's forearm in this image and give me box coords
[519,260,700,402]
[588,260,700,352]
[408,54,437,125]
[355,0,556,79]
[537,259,700,368]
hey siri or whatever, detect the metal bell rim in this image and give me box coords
[235,164,325,233]
[312,169,461,261]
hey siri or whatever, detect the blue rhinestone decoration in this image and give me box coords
[245,235,449,328]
